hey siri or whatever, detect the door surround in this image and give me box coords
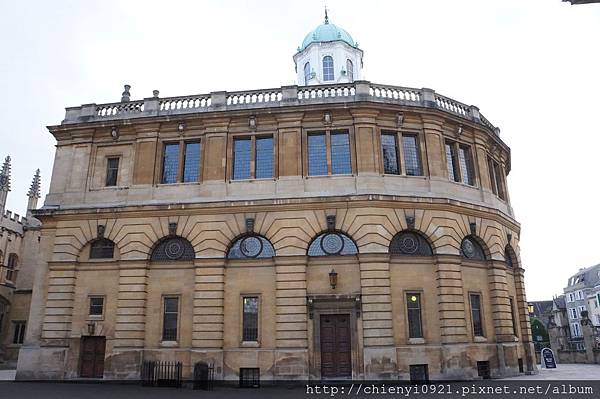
[307,294,362,379]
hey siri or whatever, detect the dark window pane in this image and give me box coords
[304,62,311,84]
[407,294,423,338]
[459,145,474,185]
[331,132,351,175]
[323,56,334,81]
[90,239,114,259]
[470,294,484,336]
[105,157,119,187]
[381,134,399,175]
[346,59,353,81]
[233,138,252,180]
[183,142,201,183]
[243,297,258,341]
[162,144,180,184]
[89,297,104,316]
[308,133,327,176]
[255,137,273,179]
[445,143,459,182]
[150,237,195,261]
[494,162,506,199]
[409,365,429,384]
[403,135,422,176]
[227,235,275,259]
[162,297,178,341]
[13,322,25,344]
[307,232,358,256]
[487,157,497,195]
[510,298,518,336]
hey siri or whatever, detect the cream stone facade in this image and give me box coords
[16,18,535,382]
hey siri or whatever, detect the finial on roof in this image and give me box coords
[28,169,41,199]
[324,6,329,24]
[0,155,11,191]
[121,84,131,102]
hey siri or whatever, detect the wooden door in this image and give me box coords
[80,336,106,378]
[320,314,351,378]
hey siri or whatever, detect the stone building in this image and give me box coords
[17,15,535,381]
[0,156,41,366]
[564,264,600,339]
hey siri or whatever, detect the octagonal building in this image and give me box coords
[17,15,536,382]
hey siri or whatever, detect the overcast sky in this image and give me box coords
[1,0,599,300]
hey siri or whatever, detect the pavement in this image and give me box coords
[1,365,600,398]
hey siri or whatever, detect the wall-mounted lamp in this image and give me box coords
[87,322,95,336]
[249,115,257,130]
[323,111,332,125]
[110,126,119,140]
[177,122,186,134]
[396,112,404,127]
[329,269,338,289]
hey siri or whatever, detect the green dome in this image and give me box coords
[299,22,357,51]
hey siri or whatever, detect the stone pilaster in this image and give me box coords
[435,256,468,343]
[41,264,76,343]
[113,265,148,348]
[358,254,396,379]
[358,254,394,346]
[274,256,309,378]
[274,256,308,348]
[488,261,514,342]
[192,259,225,348]
[422,116,446,180]
[513,267,536,372]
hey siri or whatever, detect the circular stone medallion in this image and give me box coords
[399,233,419,254]
[320,232,344,255]
[165,240,184,260]
[461,239,475,258]
[240,236,263,258]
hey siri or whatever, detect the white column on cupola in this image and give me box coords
[0,155,11,215]
[27,168,41,217]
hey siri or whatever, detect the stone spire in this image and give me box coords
[0,155,11,214]
[27,168,41,216]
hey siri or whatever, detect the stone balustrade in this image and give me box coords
[62,81,498,134]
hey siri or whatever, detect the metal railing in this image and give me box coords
[62,81,498,134]
[141,360,182,388]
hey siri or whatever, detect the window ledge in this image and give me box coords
[156,182,200,187]
[305,174,355,179]
[447,179,478,189]
[408,338,426,345]
[474,336,487,343]
[241,341,260,348]
[87,316,104,321]
[229,178,276,183]
[89,186,130,191]
[160,341,179,347]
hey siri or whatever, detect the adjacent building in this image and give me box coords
[16,14,535,381]
[564,264,600,339]
[0,157,41,366]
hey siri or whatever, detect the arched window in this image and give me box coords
[6,253,18,282]
[346,59,354,81]
[308,231,357,256]
[151,236,195,261]
[505,245,517,268]
[390,231,433,256]
[304,62,311,85]
[227,234,275,259]
[322,56,334,81]
[460,236,486,261]
[0,250,3,265]
[89,239,115,259]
